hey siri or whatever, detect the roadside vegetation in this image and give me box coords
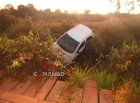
[0,4,140,102]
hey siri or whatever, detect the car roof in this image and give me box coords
[66,24,93,42]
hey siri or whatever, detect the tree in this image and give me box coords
[84,10,91,14]
[26,4,38,20]
[44,8,51,14]
[125,0,135,13]
[26,4,35,9]
[4,4,14,10]
[108,0,137,13]
[116,0,121,13]
[71,10,79,14]
[64,10,68,14]
[17,4,27,18]
[43,8,52,21]
[55,9,62,13]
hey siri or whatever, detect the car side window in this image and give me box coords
[85,36,92,47]
[87,36,92,42]
[78,41,85,50]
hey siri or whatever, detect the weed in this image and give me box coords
[65,64,90,88]
[90,70,118,89]
[113,79,140,103]
[0,28,62,80]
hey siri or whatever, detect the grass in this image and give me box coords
[65,64,90,88]
[64,63,140,102]
[113,79,140,103]
[65,63,118,90]
[90,70,118,89]
[64,63,118,102]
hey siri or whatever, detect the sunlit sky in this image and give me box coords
[0,0,140,14]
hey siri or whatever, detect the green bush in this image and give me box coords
[98,42,140,84]
[5,18,32,39]
[0,29,62,80]
[81,17,140,63]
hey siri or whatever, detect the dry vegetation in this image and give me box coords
[0,4,140,103]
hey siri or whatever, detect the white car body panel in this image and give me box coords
[67,24,93,42]
[53,24,94,64]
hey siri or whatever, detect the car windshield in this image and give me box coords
[57,33,79,53]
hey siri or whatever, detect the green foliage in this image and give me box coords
[65,64,90,88]
[81,16,140,63]
[5,18,32,39]
[108,42,140,82]
[65,63,118,90]
[0,28,62,79]
[124,79,138,94]
[90,70,118,89]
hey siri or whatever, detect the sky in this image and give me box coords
[0,0,140,14]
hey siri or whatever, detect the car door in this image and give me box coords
[70,41,86,61]
[77,41,86,53]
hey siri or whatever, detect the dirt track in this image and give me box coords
[86,17,121,25]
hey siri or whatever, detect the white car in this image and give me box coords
[53,24,94,64]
